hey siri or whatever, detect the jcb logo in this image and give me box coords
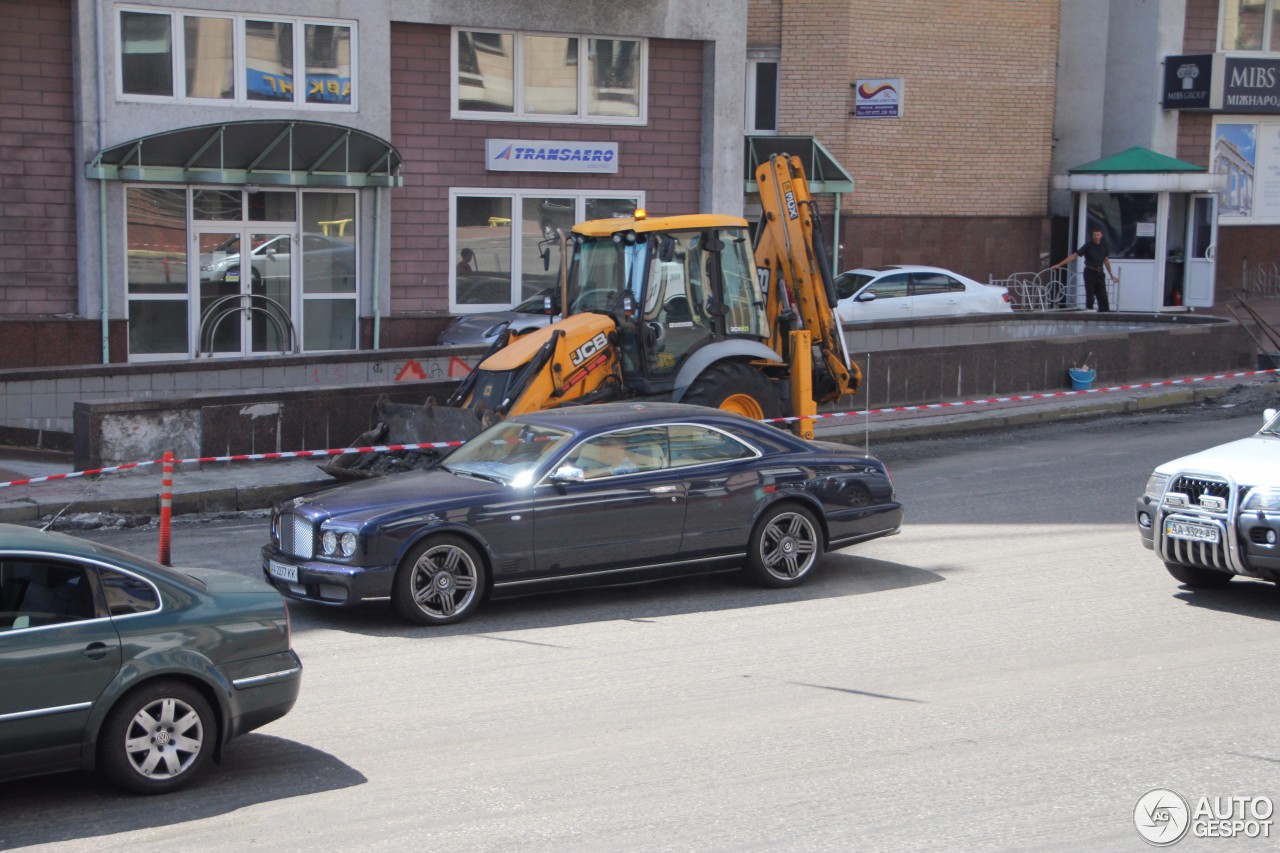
[784,189,799,220]
[570,332,610,367]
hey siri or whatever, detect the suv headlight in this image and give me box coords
[320,529,359,557]
[1242,488,1280,511]
[1143,472,1170,500]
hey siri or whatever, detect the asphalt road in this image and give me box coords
[4,408,1279,852]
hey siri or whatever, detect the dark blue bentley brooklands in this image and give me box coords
[262,402,903,625]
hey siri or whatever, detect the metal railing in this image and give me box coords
[1242,261,1280,300]
[198,294,299,356]
[989,268,1089,311]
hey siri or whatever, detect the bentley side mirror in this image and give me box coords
[856,292,877,303]
[550,465,585,483]
[1265,408,1277,425]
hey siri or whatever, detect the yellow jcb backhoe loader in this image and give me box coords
[328,154,860,477]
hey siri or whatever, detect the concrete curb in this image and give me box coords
[0,479,330,524]
[817,386,1208,445]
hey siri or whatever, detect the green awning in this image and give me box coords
[1068,146,1205,174]
[1053,145,1225,192]
[745,136,855,193]
[86,120,403,188]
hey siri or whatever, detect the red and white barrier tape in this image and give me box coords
[761,366,1279,425]
[2,366,1276,490]
[0,441,468,489]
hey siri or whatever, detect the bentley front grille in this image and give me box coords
[279,513,315,559]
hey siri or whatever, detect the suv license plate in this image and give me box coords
[269,560,299,582]
[1166,520,1220,544]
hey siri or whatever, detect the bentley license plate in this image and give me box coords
[1165,520,1220,544]
[269,560,299,582]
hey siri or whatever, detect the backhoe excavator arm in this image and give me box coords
[753,154,861,410]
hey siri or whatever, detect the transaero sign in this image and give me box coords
[485,139,619,174]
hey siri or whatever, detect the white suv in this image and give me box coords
[1137,408,1280,587]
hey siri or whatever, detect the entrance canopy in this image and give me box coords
[86,120,403,188]
[744,136,854,193]
[1052,146,1225,193]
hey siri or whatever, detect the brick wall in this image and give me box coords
[1177,0,1217,168]
[1182,0,1219,52]
[748,0,781,47]
[778,0,1058,220]
[0,0,77,316]
[841,214,1050,281]
[388,24,704,315]
[1176,111,1212,167]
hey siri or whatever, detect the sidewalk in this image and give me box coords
[2,368,1276,525]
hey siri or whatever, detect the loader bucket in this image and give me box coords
[321,395,493,479]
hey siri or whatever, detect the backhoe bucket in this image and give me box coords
[321,395,493,479]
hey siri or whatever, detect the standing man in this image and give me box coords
[1052,227,1118,312]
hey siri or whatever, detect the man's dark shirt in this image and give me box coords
[1075,240,1110,271]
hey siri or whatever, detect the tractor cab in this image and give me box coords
[563,213,767,394]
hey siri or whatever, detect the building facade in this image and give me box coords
[1052,0,1280,305]
[746,0,1061,279]
[1,0,746,369]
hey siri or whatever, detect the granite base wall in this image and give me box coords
[9,313,1255,471]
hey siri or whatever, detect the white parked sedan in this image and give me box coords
[834,265,1014,323]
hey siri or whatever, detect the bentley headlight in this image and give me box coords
[484,321,511,339]
[340,532,358,557]
[321,530,338,555]
[1242,488,1280,511]
[1144,472,1170,500]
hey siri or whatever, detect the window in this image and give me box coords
[1222,0,1280,51]
[668,425,756,468]
[452,190,640,310]
[1087,193,1158,260]
[118,7,355,108]
[910,273,964,296]
[121,10,173,96]
[454,29,644,123]
[127,188,190,357]
[301,192,358,351]
[564,427,669,479]
[746,49,779,134]
[127,186,358,360]
[866,274,910,299]
[184,15,233,99]
[1213,118,1280,224]
[99,569,160,616]
[1,560,98,630]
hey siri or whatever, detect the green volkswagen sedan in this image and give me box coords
[0,523,302,794]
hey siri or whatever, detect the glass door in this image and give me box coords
[1184,194,1218,308]
[195,228,296,356]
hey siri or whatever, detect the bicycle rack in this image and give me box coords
[198,293,299,356]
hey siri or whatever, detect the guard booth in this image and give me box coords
[1052,147,1227,311]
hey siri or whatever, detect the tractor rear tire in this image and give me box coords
[681,362,782,421]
